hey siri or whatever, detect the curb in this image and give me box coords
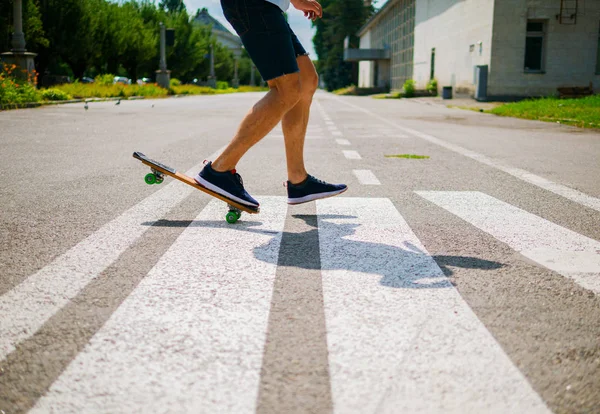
[0,96,149,111]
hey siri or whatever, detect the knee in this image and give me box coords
[302,71,319,97]
[275,75,302,109]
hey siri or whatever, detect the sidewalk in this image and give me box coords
[409,95,502,111]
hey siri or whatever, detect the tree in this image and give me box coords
[312,0,372,90]
[116,2,157,81]
[159,0,185,14]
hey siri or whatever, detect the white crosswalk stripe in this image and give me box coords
[27,195,561,413]
[417,191,600,294]
[317,197,549,413]
[31,197,287,414]
[0,149,223,361]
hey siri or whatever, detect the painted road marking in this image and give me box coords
[335,139,351,146]
[0,148,224,361]
[353,170,381,185]
[417,191,600,294]
[31,197,288,414]
[331,131,343,137]
[343,150,362,160]
[316,197,550,413]
[331,96,600,213]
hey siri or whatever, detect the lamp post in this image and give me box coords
[1,0,37,82]
[155,22,171,89]
[232,48,241,88]
[207,43,217,88]
[250,64,256,86]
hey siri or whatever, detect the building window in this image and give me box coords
[524,21,546,72]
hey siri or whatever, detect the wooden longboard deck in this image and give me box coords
[133,152,259,214]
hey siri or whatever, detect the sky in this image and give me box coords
[183,0,318,57]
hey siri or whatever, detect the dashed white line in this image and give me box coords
[330,96,600,214]
[335,139,351,146]
[331,131,343,137]
[343,150,362,160]
[353,170,381,185]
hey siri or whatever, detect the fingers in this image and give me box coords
[305,0,322,17]
[304,10,317,20]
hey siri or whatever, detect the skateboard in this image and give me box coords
[132,152,259,223]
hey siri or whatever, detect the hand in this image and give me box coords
[291,0,322,20]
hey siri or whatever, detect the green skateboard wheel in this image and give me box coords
[235,211,242,219]
[226,211,238,224]
[144,173,156,185]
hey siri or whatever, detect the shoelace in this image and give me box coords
[232,171,244,189]
[309,175,329,186]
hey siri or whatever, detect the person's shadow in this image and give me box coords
[146,214,504,288]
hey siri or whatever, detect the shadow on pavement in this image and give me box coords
[145,214,504,288]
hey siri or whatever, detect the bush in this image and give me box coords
[94,74,115,86]
[403,79,416,98]
[0,63,41,106]
[426,78,438,96]
[216,81,230,90]
[41,88,72,101]
[170,78,181,87]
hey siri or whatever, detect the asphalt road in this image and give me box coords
[1,91,599,414]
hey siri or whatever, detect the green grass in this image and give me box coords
[54,83,169,99]
[385,154,430,159]
[43,83,269,100]
[488,95,600,128]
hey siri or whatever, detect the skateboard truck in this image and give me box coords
[226,205,242,224]
[144,169,164,185]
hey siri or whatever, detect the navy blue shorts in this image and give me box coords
[220,0,307,81]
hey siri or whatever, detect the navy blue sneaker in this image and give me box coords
[194,162,259,207]
[287,175,347,205]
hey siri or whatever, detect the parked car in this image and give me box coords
[81,77,94,84]
[136,77,152,85]
[113,76,131,85]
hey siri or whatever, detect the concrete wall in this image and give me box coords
[413,0,495,94]
[489,0,600,97]
[358,30,375,87]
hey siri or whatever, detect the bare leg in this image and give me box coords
[212,73,302,172]
[281,55,319,184]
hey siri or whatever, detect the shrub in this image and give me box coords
[403,79,416,98]
[41,88,72,101]
[94,74,115,86]
[170,78,181,87]
[426,78,438,96]
[216,81,230,90]
[0,63,41,106]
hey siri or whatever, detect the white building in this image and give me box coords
[346,0,600,99]
[194,8,245,86]
[194,8,242,52]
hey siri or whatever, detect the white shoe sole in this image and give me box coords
[194,175,259,208]
[287,187,347,205]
